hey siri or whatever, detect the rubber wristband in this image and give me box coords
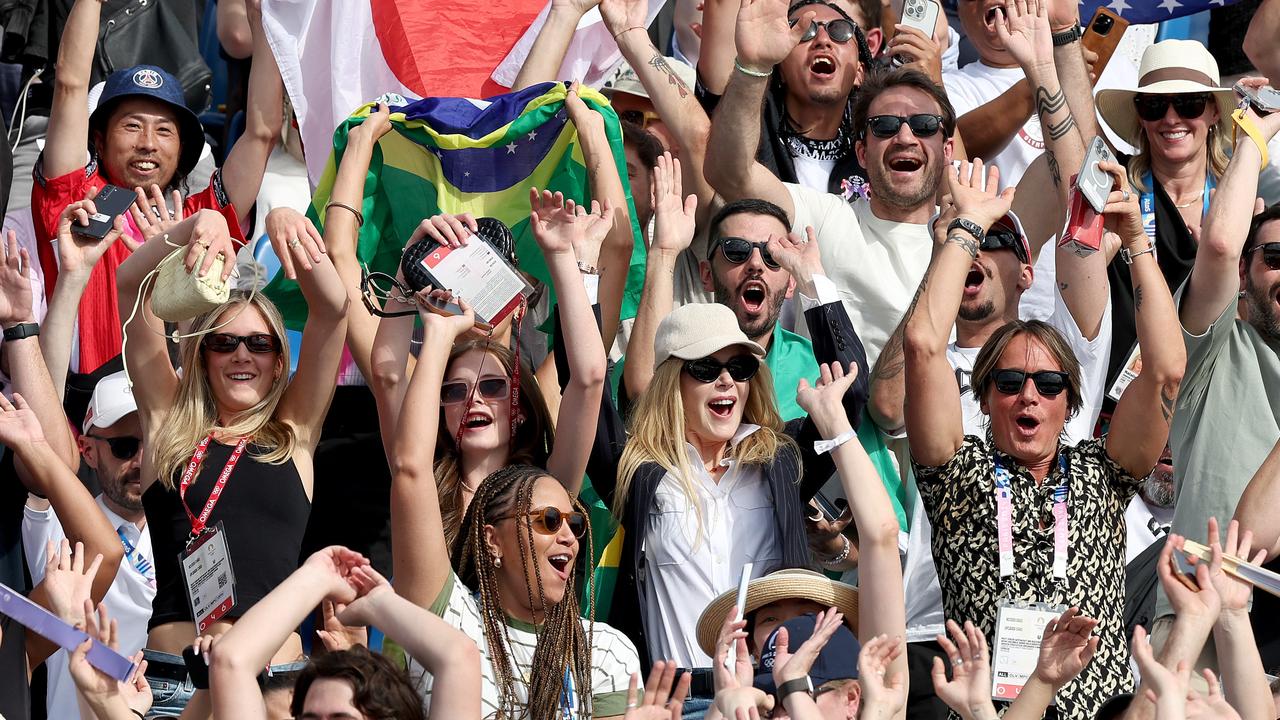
[734,59,772,78]
[1232,108,1271,168]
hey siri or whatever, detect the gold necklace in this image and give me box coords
[1172,189,1205,209]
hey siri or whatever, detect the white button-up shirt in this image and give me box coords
[642,424,782,667]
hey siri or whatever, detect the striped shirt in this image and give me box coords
[411,572,639,719]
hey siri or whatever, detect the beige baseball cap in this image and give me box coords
[603,58,697,101]
[653,303,766,369]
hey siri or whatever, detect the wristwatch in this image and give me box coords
[777,676,814,703]
[2,322,38,341]
[947,217,986,244]
[1051,22,1082,47]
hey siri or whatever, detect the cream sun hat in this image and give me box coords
[1096,39,1235,147]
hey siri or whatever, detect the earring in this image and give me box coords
[494,556,503,568]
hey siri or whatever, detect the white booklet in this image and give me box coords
[413,239,533,328]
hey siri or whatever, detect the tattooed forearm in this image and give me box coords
[947,232,979,260]
[1035,86,1076,141]
[649,54,691,98]
[1046,148,1061,187]
[1160,384,1176,424]
[1045,113,1077,142]
[1134,285,1144,312]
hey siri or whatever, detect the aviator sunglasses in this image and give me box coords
[865,114,945,139]
[1247,242,1280,271]
[992,369,1069,397]
[711,237,782,269]
[440,377,510,405]
[789,17,859,43]
[499,507,588,538]
[1133,93,1210,122]
[201,333,281,354]
[86,435,142,460]
[684,355,761,384]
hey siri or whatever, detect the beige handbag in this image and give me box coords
[149,246,231,322]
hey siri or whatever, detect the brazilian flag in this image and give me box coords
[263,81,646,330]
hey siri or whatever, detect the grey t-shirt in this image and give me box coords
[1157,300,1280,617]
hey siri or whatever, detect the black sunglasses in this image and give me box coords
[982,223,1028,264]
[1133,93,1210,122]
[441,377,509,405]
[201,333,281,354]
[788,17,858,43]
[684,355,761,384]
[866,114,945,139]
[86,435,142,460]
[1247,242,1280,271]
[992,369,1069,397]
[712,237,781,270]
[499,507,588,538]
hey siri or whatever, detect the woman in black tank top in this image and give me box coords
[118,205,349,662]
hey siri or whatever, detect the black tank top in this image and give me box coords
[143,440,310,630]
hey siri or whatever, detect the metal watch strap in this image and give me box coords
[2,322,39,341]
[947,217,986,244]
[777,676,814,701]
[1051,22,1082,46]
[1120,244,1156,264]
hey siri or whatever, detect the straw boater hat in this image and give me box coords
[1096,39,1236,148]
[695,569,859,657]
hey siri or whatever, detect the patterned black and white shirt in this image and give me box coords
[914,435,1143,720]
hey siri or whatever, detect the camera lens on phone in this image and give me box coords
[1092,15,1113,34]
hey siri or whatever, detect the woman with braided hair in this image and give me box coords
[390,192,640,719]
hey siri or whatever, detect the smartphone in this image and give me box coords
[1080,7,1129,78]
[812,491,845,522]
[1235,81,1280,115]
[72,184,135,241]
[1076,136,1117,215]
[182,645,211,689]
[891,0,940,67]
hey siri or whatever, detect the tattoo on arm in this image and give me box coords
[1160,384,1175,425]
[1035,86,1076,141]
[1134,285,1144,312]
[649,55,691,98]
[946,232,979,260]
[1046,148,1061,187]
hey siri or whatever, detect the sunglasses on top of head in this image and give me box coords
[1247,242,1280,271]
[788,17,859,44]
[498,506,588,538]
[201,333,281,354]
[865,114,945,139]
[86,435,143,460]
[1133,93,1210,122]
[440,377,510,405]
[711,237,781,270]
[992,369,1069,397]
[684,355,761,384]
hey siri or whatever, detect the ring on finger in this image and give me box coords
[1121,189,1130,202]
[288,238,302,249]
[953,657,963,666]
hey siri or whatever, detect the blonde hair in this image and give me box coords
[1128,112,1230,194]
[615,356,796,532]
[150,291,296,488]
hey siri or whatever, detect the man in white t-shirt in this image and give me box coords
[1124,449,1174,565]
[23,371,154,720]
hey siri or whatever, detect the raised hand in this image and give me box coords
[68,599,153,715]
[713,686,773,719]
[407,213,478,252]
[1236,76,1280,143]
[565,81,606,140]
[128,184,183,247]
[300,545,371,605]
[1202,517,1267,614]
[317,598,368,651]
[624,661,692,720]
[766,226,823,290]
[771,607,844,686]
[0,231,34,328]
[0,393,46,452]
[530,187,587,258]
[651,152,697,255]
[1096,160,1144,243]
[930,620,996,720]
[60,195,131,278]
[1044,0,1079,31]
[1158,533,1221,628]
[1132,625,1190,719]
[1185,669,1243,720]
[335,565,396,628]
[888,24,943,84]
[735,0,809,72]
[600,0,646,37]
[858,634,907,718]
[795,361,860,431]
[42,540,103,629]
[264,206,327,281]
[947,160,1016,234]
[711,609,754,693]
[1032,607,1099,689]
[994,0,1053,70]
[414,287,477,339]
[350,101,394,145]
[182,209,238,283]
[551,0,602,17]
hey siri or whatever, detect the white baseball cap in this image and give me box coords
[653,303,766,368]
[82,370,138,434]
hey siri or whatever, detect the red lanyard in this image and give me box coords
[179,435,248,536]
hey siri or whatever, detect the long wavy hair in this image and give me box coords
[1127,113,1230,194]
[435,340,554,547]
[452,464,594,720]
[615,357,795,533]
[150,291,295,488]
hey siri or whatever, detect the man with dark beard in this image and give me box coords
[22,371,154,720]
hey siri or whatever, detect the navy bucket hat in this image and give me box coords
[90,65,204,178]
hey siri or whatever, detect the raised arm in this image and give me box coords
[1244,0,1280,83]
[868,309,909,435]
[1046,0,1100,145]
[512,0,600,90]
[623,153,696,399]
[42,0,101,179]
[1100,161,1185,478]
[219,0,283,215]
[1233,436,1280,558]
[797,362,908,720]
[389,297,476,609]
[1204,518,1273,720]
[529,188,608,497]
[903,161,1014,466]
[1182,80,1280,335]
[702,0,804,215]
[209,547,370,720]
[697,0,742,95]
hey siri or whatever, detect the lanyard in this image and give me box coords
[179,435,248,537]
[116,526,154,580]
[560,666,576,719]
[1141,171,1215,242]
[993,453,1070,580]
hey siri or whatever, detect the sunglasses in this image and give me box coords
[620,109,661,129]
[684,355,761,384]
[201,333,281,354]
[982,223,1028,264]
[441,377,509,405]
[499,507,588,538]
[992,369,1069,397]
[1247,242,1280,271]
[1133,93,1210,122]
[865,114,945,139]
[86,435,142,460]
[789,18,859,44]
[712,237,781,269]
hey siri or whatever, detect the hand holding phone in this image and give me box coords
[891,0,941,68]
[72,185,135,242]
[1235,81,1280,116]
[1080,7,1128,79]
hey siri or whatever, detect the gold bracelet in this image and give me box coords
[325,201,364,228]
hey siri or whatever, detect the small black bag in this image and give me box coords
[94,0,211,113]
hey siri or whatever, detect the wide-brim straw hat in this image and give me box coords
[695,569,859,657]
[1096,39,1236,147]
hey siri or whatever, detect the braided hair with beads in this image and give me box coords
[451,464,596,719]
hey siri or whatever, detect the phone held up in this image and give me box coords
[891,0,940,68]
[72,184,136,241]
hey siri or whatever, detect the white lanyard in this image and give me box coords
[993,453,1069,580]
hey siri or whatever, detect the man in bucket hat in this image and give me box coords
[34,0,283,376]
